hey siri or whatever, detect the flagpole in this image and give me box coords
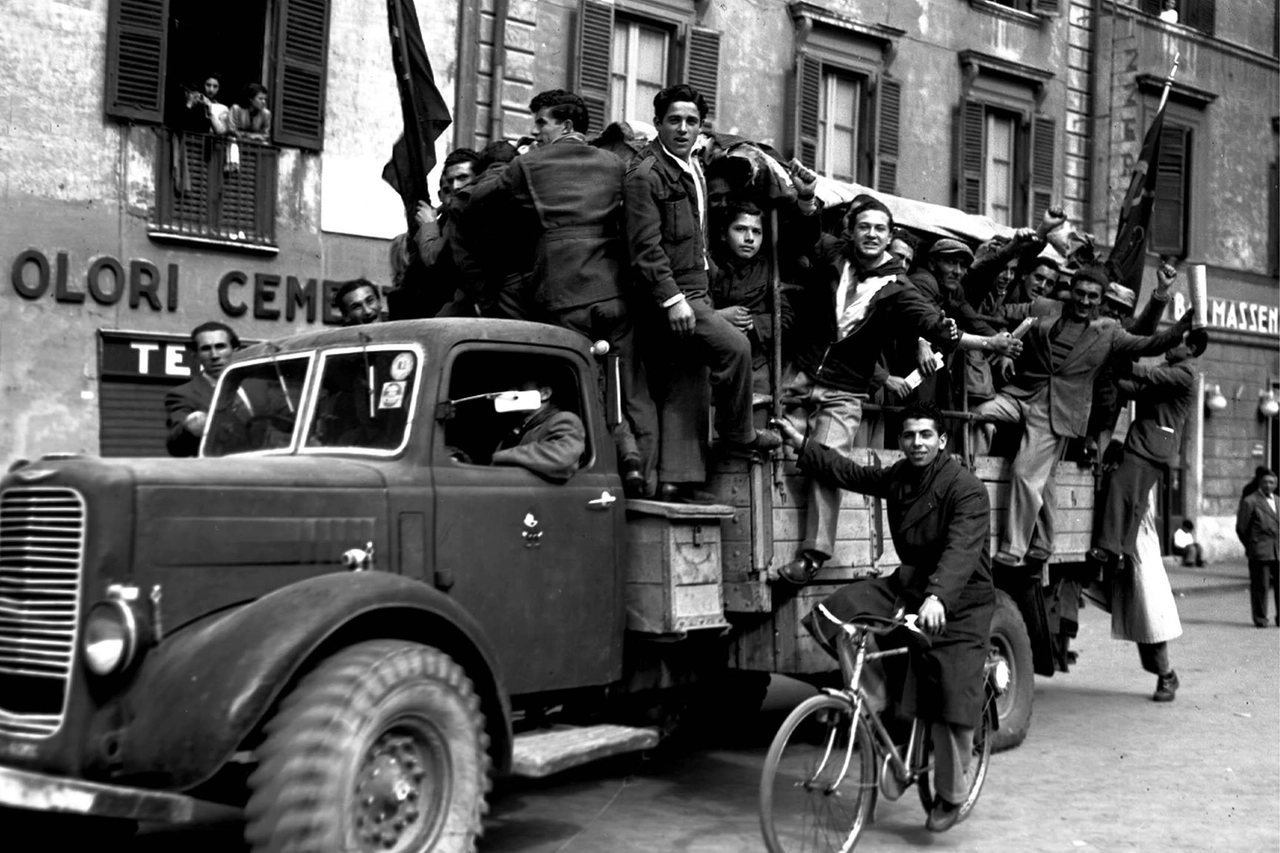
[1156,50,1179,114]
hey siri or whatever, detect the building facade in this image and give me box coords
[3,0,1277,552]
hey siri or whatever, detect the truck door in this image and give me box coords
[431,345,625,696]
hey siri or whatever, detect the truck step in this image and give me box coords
[510,724,660,779]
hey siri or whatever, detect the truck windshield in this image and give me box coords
[304,348,419,452]
[203,354,310,457]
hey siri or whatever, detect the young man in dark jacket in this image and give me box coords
[778,198,957,582]
[471,89,657,495]
[774,402,995,833]
[624,84,780,501]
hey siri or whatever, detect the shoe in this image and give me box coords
[1254,619,1269,628]
[656,483,718,505]
[926,797,962,832]
[721,428,782,455]
[1026,546,1052,563]
[777,554,823,585]
[620,457,645,499]
[992,550,1021,568]
[1153,670,1179,702]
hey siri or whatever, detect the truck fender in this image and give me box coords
[111,571,512,791]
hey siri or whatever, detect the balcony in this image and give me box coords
[151,132,279,253]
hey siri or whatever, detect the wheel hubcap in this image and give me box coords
[353,725,444,851]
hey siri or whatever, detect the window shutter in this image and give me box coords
[1029,115,1055,224]
[874,77,901,194]
[956,99,985,215]
[1033,0,1061,13]
[793,54,821,169]
[683,28,721,121]
[104,0,169,122]
[1184,0,1215,34]
[1150,124,1188,257]
[273,0,331,150]
[575,0,614,134]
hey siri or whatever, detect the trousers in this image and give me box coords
[977,389,1064,560]
[781,370,865,561]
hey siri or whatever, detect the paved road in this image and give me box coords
[107,579,1280,851]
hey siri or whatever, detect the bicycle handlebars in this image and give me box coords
[815,604,932,648]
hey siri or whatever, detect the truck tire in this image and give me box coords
[989,590,1034,752]
[244,640,490,853]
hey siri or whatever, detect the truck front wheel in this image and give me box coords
[989,590,1034,752]
[244,640,490,853]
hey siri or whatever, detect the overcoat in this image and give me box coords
[490,404,587,483]
[801,441,995,728]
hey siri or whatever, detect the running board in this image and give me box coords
[510,724,660,778]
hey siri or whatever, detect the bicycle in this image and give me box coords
[759,605,1009,852]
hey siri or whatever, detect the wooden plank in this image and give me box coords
[771,505,872,542]
[724,580,771,613]
[772,538,872,570]
[706,470,753,508]
[511,725,660,778]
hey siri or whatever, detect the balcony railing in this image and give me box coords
[152,132,278,251]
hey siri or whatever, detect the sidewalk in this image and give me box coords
[1165,556,1251,597]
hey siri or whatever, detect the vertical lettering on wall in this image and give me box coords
[11,250,50,299]
[129,259,162,310]
[88,256,125,305]
[54,252,85,304]
[253,273,282,320]
[286,276,317,322]
[219,270,249,317]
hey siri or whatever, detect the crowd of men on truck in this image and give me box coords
[164,81,1206,723]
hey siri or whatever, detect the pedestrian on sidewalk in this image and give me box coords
[1172,519,1204,567]
[1110,484,1182,702]
[1236,468,1279,628]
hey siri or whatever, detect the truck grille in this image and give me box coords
[0,487,85,737]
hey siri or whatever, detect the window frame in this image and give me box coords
[1141,94,1206,262]
[199,351,315,458]
[608,13,677,128]
[816,66,868,184]
[1137,0,1216,36]
[436,345,598,473]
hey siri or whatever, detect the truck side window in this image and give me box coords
[307,349,419,451]
[441,351,590,469]
[204,355,310,457]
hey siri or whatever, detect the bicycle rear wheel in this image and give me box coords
[916,686,996,821]
[760,694,876,853]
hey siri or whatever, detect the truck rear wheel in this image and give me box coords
[244,639,490,853]
[989,590,1034,752]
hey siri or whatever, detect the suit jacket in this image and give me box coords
[1237,491,1279,562]
[471,134,628,312]
[491,404,587,483]
[997,298,1186,438]
[164,374,216,457]
[624,140,710,305]
[1116,357,1196,467]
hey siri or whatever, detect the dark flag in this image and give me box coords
[1105,97,1166,296]
[382,0,452,226]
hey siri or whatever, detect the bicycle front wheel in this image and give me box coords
[760,693,876,853]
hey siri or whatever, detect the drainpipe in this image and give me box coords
[1188,370,1205,520]
[488,0,510,141]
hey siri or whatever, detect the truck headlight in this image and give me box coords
[83,599,137,676]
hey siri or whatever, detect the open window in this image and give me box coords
[303,347,422,455]
[953,51,1055,226]
[789,4,902,193]
[576,0,721,134]
[439,350,592,471]
[104,0,331,250]
[203,353,311,457]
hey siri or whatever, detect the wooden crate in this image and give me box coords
[727,582,845,675]
[625,500,736,635]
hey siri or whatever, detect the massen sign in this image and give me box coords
[10,249,375,325]
[1171,292,1280,336]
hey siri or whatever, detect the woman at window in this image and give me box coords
[184,72,232,135]
[232,83,273,141]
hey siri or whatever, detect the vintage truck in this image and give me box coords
[0,313,1096,851]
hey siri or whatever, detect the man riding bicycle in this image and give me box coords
[773,401,995,832]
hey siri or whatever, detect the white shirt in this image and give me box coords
[1267,494,1277,516]
[833,260,894,341]
[659,141,708,270]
